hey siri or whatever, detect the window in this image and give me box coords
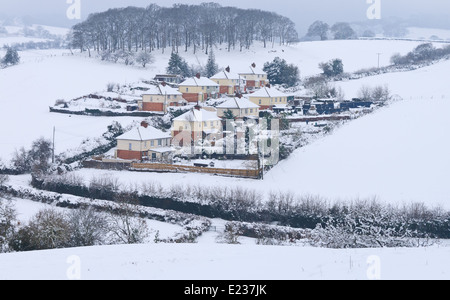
[167,95,171,99]
[210,121,214,127]
[250,109,253,113]
[144,141,147,147]
[186,88,189,92]
[203,121,207,127]
[245,109,248,114]
[158,140,162,146]
[129,143,132,151]
[259,99,262,105]
[151,140,154,147]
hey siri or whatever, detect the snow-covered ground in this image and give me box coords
[0,242,448,280]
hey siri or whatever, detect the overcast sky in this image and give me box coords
[1,0,450,34]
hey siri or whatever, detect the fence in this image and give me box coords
[82,159,131,171]
[131,162,262,179]
[288,115,351,123]
[81,159,261,179]
[406,95,450,101]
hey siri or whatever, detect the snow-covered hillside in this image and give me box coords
[0,38,442,162]
[59,58,450,209]
[0,242,449,280]
[0,50,150,161]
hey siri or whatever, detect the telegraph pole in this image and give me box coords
[52,126,55,163]
[377,53,382,69]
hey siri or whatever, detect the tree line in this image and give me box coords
[70,3,299,55]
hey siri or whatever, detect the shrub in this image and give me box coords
[0,198,17,253]
[12,209,71,251]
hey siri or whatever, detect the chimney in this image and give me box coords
[141,121,149,128]
[195,73,201,79]
[194,104,202,111]
[225,66,230,73]
[251,63,256,68]
[161,81,167,87]
[266,83,271,88]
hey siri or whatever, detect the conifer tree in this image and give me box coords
[205,50,219,78]
[166,52,191,78]
[1,47,20,67]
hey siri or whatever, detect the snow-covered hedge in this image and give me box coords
[28,174,450,241]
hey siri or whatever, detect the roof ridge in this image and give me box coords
[234,97,240,109]
[137,127,143,141]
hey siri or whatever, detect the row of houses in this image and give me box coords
[136,63,287,113]
[113,63,292,162]
[115,94,265,162]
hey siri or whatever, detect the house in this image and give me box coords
[238,63,269,92]
[248,86,288,110]
[216,96,260,119]
[178,74,219,103]
[210,67,245,96]
[172,105,222,146]
[116,122,173,162]
[154,74,184,84]
[138,83,187,113]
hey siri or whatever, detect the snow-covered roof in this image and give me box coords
[248,87,287,98]
[210,70,241,81]
[143,84,182,96]
[149,147,174,153]
[117,126,171,141]
[216,97,260,109]
[179,77,219,87]
[173,108,221,122]
[239,64,267,75]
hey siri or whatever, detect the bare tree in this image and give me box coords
[306,21,329,41]
[135,51,154,68]
[358,85,373,101]
[67,207,109,247]
[107,194,150,244]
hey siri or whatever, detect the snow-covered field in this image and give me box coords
[0,50,151,161]
[0,242,449,280]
